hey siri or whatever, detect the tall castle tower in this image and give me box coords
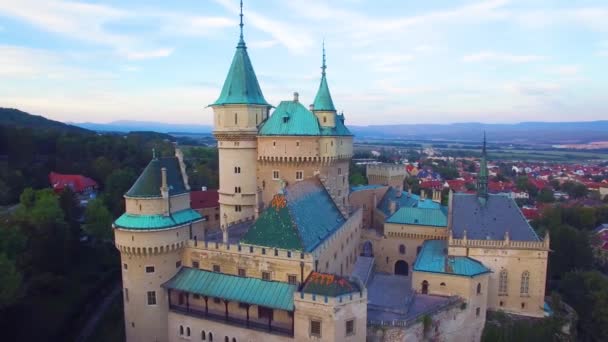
[113,152,203,342]
[210,1,271,238]
[256,45,353,215]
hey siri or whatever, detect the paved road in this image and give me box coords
[75,284,122,342]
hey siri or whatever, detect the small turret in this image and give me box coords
[312,42,337,128]
[477,132,489,200]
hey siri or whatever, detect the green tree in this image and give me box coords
[14,188,70,275]
[83,199,113,241]
[547,224,593,279]
[103,169,136,217]
[58,188,81,243]
[560,271,608,341]
[0,253,22,309]
[537,188,555,203]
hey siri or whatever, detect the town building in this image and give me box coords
[114,3,551,342]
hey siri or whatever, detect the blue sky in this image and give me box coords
[0,0,607,125]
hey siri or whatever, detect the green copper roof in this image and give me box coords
[258,100,352,136]
[386,207,448,227]
[414,240,491,277]
[211,17,269,106]
[163,267,296,311]
[313,75,336,111]
[240,193,304,251]
[302,272,360,297]
[114,208,202,230]
[241,178,345,252]
[477,132,489,198]
[312,44,336,112]
[126,157,188,198]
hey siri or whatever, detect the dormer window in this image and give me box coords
[323,116,327,123]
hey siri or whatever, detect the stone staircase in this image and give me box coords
[351,256,375,286]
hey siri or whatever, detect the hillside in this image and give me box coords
[349,121,608,144]
[0,107,91,134]
[75,120,212,133]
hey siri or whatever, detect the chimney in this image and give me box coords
[432,189,441,203]
[201,186,207,191]
[161,167,170,215]
[161,167,168,192]
[389,200,397,215]
[408,187,412,197]
[293,92,299,102]
[309,104,314,111]
[396,188,402,198]
[420,190,426,200]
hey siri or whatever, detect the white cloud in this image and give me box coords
[354,53,414,73]
[123,48,174,60]
[549,65,580,76]
[213,0,315,54]
[463,51,546,63]
[248,40,279,49]
[503,81,561,97]
[159,15,234,36]
[0,0,230,59]
[0,44,116,80]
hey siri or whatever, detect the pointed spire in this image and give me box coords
[211,0,269,106]
[482,130,487,157]
[238,0,245,48]
[477,131,489,199]
[322,39,327,76]
[313,41,336,112]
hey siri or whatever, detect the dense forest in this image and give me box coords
[0,110,184,340]
[530,205,608,341]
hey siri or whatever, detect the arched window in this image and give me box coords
[234,113,238,125]
[232,338,237,342]
[520,271,530,295]
[499,270,508,295]
[225,337,229,342]
[417,246,422,255]
[399,244,406,255]
[477,283,482,295]
[187,327,191,337]
[202,330,206,340]
[179,326,184,336]
[209,332,213,341]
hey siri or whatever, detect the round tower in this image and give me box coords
[114,153,203,342]
[210,1,271,239]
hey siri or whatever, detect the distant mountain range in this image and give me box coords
[3,107,607,144]
[348,121,608,144]
[0,108,91,134]
[74,120,213,134]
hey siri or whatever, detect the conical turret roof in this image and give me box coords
[312,43,336,112]
[211,1,269,106]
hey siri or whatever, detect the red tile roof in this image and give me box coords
[420,180,443,190]
[49,172,98,193]
[190,189,219,209]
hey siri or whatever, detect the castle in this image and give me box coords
[113,3,550,341]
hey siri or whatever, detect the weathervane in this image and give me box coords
[322,39,327,76]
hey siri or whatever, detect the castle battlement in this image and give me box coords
[295,289,367,306]
[449,237,550,250]
[186,239,315,264]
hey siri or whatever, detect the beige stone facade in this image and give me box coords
[212,104,270,230]
[367,164,407,190]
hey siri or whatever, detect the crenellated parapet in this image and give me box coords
[448,235,550,251]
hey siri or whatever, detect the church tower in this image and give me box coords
[210,1,271,238]
[477,132,489,199]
